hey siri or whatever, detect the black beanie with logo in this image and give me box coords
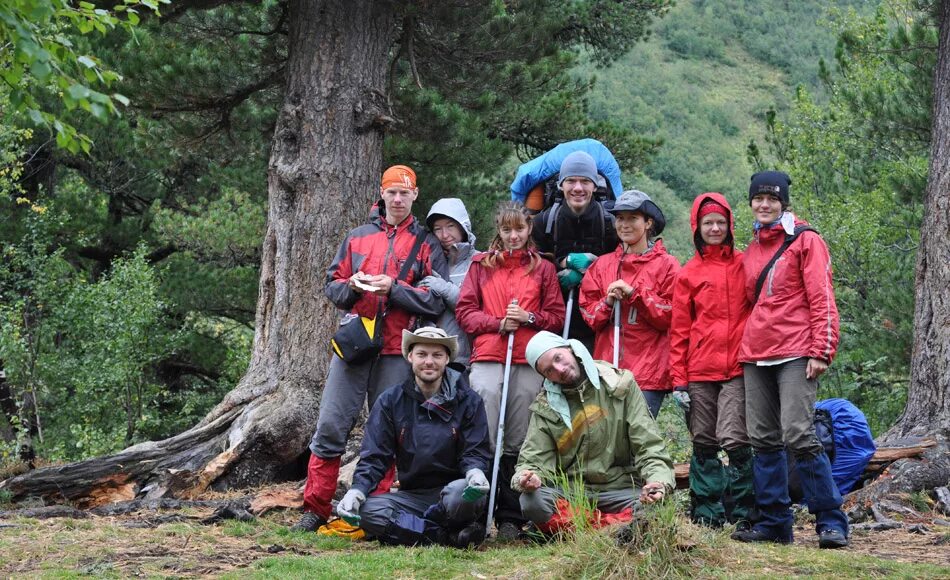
[748,170,791,207]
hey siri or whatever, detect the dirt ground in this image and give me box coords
[795,524,950,566]
[0,500,948,577]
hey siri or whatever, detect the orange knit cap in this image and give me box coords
[381,165,417,190]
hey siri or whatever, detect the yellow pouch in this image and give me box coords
[317,518,366,540]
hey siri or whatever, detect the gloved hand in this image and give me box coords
[672,389,690,414]
[557,268,583,291]
[566,252,597,273]
[336,488,366,526]
[462,468,490,502]
[419,275,454,298]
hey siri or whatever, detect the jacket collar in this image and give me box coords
[401,367,462,422]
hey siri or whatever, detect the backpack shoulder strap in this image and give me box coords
[545,202,561,236]
[398,231,427,282]
[753,225,818,303]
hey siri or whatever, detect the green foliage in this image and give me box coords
[0,196,180,460]
[0,0,167,152]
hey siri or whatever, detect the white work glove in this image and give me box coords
[462,468,490,502]
[419,275,454,298]
[336,488,366,525]
[672,389,690,414]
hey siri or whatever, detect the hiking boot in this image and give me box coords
[731,519,752,533]
[496,521,522,542]
[453,522,486,549]
[818,529,849,549]
[290,512,326,533]
[730,526,793,545]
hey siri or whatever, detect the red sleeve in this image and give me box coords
[799,234,840,363]
[631,256,679,331]
[668,269,693,387]
[578,260,613,332]
[455,263,502,337]
[532,261,566,332]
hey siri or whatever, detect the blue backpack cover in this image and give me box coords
[510,138,623,202]
[817,398,877,494]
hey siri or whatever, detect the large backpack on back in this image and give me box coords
[510,138,623,212]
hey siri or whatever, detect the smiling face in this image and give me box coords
[614,210,652,252]
[699,212,728,246]
[380,186,419,225]
[499,218,531,251]
[408,343,449,388]
[535,347,582,386]
[560,176,595,215]
[431,217,464,250]
[750,193,783,225]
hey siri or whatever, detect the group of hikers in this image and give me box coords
[292,146,851,551]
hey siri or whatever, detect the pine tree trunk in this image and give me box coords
[883,0,950,444]
[0,0,396,505]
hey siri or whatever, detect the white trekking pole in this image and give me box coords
[562,288,574,339]
[613,300,621,367]
[487,299,517,535]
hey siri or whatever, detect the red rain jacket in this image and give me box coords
[325,213,447,356]
[739,214,840,364]
[578,240,680,391]
[455,249,565,364]
[669,193,750,387]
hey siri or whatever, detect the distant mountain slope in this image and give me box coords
[584,0,874,261]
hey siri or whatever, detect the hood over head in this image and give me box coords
[426,197,476,246]
[690,192,735,254]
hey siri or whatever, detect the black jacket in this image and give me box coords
[532,201,618,343]
[351,367,492,495]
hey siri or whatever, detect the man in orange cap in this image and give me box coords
[292,165,449,533]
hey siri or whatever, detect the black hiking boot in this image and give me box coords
[818,529,849,549]
[452,522,486,548]
[730,526,793,545]
[290,512,326,533]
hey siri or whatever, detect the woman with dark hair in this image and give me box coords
[669,193,753,529]
[578,189,680,419]
[731,171,848,549]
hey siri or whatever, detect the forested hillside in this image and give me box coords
[584,0,874,258]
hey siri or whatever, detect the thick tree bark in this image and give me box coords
[0,0,396,504]
[884,0,950,444]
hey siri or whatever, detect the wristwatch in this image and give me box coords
[526,312,536,326]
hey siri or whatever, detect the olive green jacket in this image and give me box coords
[512,361,675,493]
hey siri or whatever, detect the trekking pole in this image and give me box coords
[487,299,517,535]
[612,300,621,367]
[562,288,574,339]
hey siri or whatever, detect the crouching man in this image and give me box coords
[512,331,675,533]
[336,327,493,548]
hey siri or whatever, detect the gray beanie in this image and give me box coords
[557,151,599,187]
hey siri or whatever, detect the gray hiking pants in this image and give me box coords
[744,358,823,458]
[360,478,487,544]
[309,354,410,457]
[468,362,543,455]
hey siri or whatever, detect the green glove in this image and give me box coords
[566,252,597,273]
[558,268,583,291]
[462,485,488,502]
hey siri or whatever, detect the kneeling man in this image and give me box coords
[513,331,675,532]
[336,327,492,548]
